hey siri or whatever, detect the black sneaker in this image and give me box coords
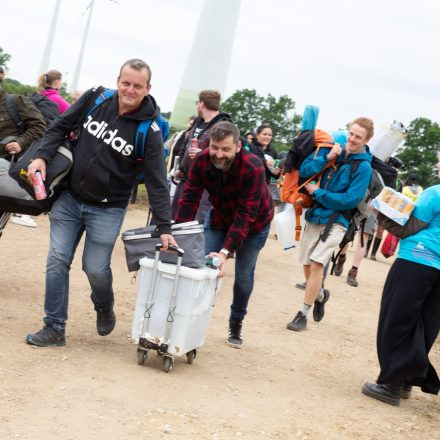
[286,311,307,331]
[333,254,346,277]
[313,289,330,322]
[361,382,401,406]
[227,318,243,348]
[96,306,116,336]
[26,325,65,347]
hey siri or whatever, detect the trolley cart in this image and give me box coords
[133,244,220,373]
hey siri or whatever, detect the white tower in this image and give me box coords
[39,0,63,75]
[169,0,241,129]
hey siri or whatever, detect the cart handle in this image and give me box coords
[155,243,185,257]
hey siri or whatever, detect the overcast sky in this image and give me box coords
[1,0,439,132]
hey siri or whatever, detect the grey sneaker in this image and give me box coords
[26,325,66,347]
[295,281,307,290]
[287,311,307,331]
[313,289,330,322]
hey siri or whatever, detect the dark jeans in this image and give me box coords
[204,219,270,321]
[44,191,126,330]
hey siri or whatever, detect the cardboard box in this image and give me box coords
[371,187,415,226]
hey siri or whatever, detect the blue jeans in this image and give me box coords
[204,219,270,321]
[44,191,126,330]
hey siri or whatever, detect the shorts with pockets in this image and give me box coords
[299,221,346,266]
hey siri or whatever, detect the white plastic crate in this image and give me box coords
[132,257,220,356]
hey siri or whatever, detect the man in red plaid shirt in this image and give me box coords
[175,121,274,348]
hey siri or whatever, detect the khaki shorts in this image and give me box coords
[299,222,346,266]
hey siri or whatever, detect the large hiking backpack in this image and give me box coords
[5,93,59,128]
[279,129,335,240]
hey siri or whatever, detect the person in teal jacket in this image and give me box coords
[286,117,373,332]
[362,157,440,406]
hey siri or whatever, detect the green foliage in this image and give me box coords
[396,117,440,187]
[59,81,72,103]
[2,78,73,103]
[0,47,11,67]
[2,78,37,96]
[222,88,301,146]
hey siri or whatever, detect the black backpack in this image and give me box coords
[30,93,59,124]
[5,93,59,129]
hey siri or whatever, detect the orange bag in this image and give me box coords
[279,129,335,240]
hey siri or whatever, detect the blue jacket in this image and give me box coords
[299,146,372,228]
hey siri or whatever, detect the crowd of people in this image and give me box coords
[0,59,438,408]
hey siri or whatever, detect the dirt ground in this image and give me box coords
[1,203,439,440]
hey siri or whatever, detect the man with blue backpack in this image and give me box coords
[286,117,374,332]
[26,59,176,347]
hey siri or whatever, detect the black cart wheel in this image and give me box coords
[137,348,148,365]
[186,349,197,364]
[162,355,174,373]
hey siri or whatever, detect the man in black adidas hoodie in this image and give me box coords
[26,59,176,347]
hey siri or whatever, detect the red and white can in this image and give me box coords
[33,171,47,200]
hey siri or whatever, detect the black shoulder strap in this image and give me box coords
[349,159,361,175]
[4,94,24,131]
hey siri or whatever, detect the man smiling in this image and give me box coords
[286,117,374,331]
[175,121,274,348]
[26,59,176,347]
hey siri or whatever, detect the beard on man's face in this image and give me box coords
[211,155,235,171]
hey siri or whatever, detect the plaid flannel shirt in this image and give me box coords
[175,148,274,252]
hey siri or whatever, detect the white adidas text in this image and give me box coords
[83,115,134,156]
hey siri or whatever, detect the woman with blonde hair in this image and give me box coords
[37,70,70,114]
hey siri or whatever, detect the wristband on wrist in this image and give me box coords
[219,248,230,259]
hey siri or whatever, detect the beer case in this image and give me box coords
[372,187,415,226]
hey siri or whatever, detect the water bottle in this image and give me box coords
[205,255,221,269]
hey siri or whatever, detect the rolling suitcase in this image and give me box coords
[133,244,220,373]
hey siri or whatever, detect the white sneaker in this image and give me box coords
[11,214,37,228]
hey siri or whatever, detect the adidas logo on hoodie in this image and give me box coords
[83,115,134,156]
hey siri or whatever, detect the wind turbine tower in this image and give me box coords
[169,0,241,129]
[39,0,63,75]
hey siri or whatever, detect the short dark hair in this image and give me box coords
[256,124,272,135]
[199,90,221,111]
[119,59,152,85]
[210,121,240,144]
